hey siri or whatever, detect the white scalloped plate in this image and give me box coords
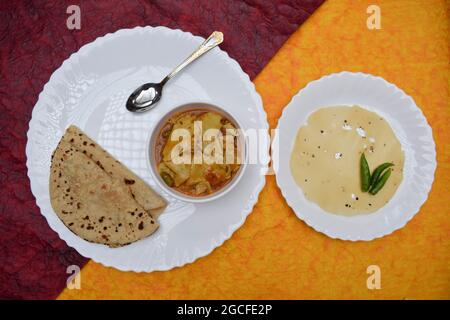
[26,26,269,272]
[273,72,436,241]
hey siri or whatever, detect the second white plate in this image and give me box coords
[273,72,436,241]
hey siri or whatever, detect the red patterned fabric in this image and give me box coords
[0,0,324,299]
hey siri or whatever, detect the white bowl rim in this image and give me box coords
[147,102,248,203]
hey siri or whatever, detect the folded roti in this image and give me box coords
[49,125,167,247]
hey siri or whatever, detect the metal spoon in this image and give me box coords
[126,31,224,113]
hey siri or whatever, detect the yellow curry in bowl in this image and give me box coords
[155,107,242,197]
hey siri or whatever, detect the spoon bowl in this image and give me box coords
[126,82,164,112]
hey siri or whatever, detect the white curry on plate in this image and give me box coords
[290,105,404,216]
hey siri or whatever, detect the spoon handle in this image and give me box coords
[161,31,223,85]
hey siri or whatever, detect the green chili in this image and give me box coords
[161,172,174,187]
[369,168,392,195]
[360,153,371,192]
[370,162,394,188]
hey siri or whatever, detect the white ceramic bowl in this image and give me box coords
[148,102,247,203]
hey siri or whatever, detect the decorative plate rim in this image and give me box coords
[26,25,269,272]
[273,71,436,241]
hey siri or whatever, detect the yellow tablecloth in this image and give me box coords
[59,0,450,299]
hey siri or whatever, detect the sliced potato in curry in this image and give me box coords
[156,109,241,197]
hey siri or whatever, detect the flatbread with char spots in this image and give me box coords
[49,125,166,247]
